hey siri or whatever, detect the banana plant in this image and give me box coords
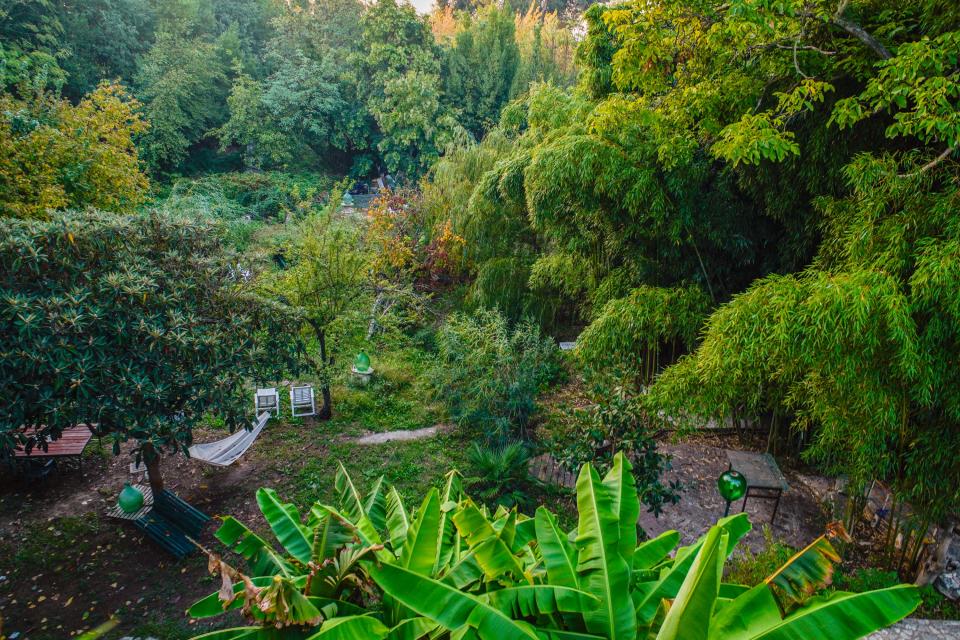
[185,454,919,640]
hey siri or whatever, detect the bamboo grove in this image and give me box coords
[419,0,960,569]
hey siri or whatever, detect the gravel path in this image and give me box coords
[866,618,960,639]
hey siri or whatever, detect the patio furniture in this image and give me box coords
[106,484,210,558]
[188,412,271,467]
[290,385,316,417]
[726,449,790,524]
[255,387,280,417]
[13,424,94,477]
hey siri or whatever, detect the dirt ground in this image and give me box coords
[0,421,328,640]
[637,436,832,550]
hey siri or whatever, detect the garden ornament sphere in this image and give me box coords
[717,465,746,516]
[354,351,371,373]
[118,482,144,514]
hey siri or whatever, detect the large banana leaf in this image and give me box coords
[442,550,485,589]
[454,501,524,580]
[434,470,465,574]
[386,617,439,640]
[655,527,727,640]
[386,487,410,552]
[708,584,784,640]
[365,476,389,533]
[257,488,312,564]
[481,585,599,617]
[763,535,840,607]
[308,505,353,564]
[535,507,579,589]
[304,615,389,639]
[574,463,636,640]
[215,516,295,577]
[514,515,537,551]
[635,514,750,625]
[601,453,640,564]
[632,530,680,571]
[400,488,441,575]
[335,462,366,522]
[367,561,540,640]
[321,504,384,547]
[736,585,919,640]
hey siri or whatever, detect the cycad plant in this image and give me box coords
[186,455,918,639]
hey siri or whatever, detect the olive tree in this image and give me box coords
[0,210,303,494]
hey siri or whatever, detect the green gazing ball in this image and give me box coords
[717,468,747,502]
[118,482,144,514]
[354,351,371,373]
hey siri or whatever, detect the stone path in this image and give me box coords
[531,442,828,550]
[350,424,449,445]
[866,618,960,639]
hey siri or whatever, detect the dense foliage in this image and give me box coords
[431,309,561,443]
[183,454,919,639]
[0,210,303,490]
[417,0,960,570]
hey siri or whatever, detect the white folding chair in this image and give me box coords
[290,385,316,417]
[255,387,280,418]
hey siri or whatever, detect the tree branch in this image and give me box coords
[898,146,957,178]
[831,3,892,60]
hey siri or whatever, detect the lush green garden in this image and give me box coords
[2,0,960,638]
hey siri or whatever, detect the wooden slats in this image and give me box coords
[13,425,94,458]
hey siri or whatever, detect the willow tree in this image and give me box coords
[0,211,303,494]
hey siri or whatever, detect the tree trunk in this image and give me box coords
[317,328,332,420]
[143,442,164,495]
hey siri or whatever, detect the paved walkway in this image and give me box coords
[350,425,448,445]
[867,618,960,639]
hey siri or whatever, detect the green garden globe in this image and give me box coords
[354,351,371,373]
[717,467,746,502]
[118,482,144,514]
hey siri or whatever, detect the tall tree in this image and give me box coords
[0,82,148,218]
[0,211,303,494]
[443,5,520,138]
[359,0,464,176]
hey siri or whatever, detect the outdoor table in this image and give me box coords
[725,449,790,524]
[13,425,95,477]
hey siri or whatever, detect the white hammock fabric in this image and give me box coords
[189,412,270,467]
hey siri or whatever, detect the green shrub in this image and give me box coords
[431,308,561,442]
[466,441,534,509]
[725,526,796,586]
[547,378,681,516]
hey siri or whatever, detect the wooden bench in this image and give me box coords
[107,485,210,559]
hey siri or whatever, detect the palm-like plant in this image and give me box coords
[187,455,919,639]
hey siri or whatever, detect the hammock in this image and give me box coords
[188,412,270,467]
